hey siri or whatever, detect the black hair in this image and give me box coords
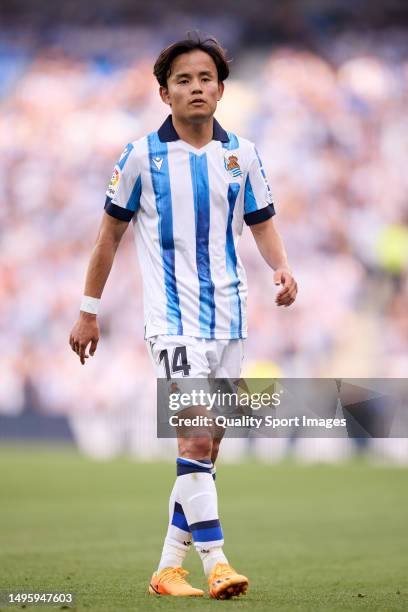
[153,33,230,87]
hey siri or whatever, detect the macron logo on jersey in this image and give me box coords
[152,156,163,171]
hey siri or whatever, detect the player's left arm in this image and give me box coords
[244,143,297,307]
[250,217,298,307]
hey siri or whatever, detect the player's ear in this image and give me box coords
[217,81,224,101]
[160,86,171,106]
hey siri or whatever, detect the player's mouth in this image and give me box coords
[190,98,206,106]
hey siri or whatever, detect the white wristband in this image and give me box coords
[80,295,100,315]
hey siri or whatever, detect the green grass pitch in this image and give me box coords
[0,445,407,611]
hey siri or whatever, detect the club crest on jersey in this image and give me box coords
[224,154,243,178]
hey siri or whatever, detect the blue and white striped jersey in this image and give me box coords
[105,115,275,340]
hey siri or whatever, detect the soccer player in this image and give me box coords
[69,35,297,599]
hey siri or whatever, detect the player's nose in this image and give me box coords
[190,79,203,93]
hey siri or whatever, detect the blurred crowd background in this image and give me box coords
[0,0,407,461]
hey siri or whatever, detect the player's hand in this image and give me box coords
[69,312,100,365]
[274,268,298,307]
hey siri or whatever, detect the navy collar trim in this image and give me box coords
[157,114,229,143]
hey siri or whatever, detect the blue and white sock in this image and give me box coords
[157,479,192,572]
[175,457,228,575]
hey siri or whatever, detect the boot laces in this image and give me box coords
[213,563,234,578]
[161,567,189,584]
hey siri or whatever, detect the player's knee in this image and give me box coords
[191,435,212,459]
[182,435,212,460]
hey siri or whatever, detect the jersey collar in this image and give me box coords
[158,114,229,143]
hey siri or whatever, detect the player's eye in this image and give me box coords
[179,79,188,84]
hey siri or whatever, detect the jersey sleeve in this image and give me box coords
[243,145,275,226]
[104,143,142,222]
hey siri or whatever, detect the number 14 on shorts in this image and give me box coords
[159,346,191,379]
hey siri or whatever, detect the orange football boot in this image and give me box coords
[208,562,249,599]
[148,566,204,597]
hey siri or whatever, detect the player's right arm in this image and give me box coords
[69,212,129,365]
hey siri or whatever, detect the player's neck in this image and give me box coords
[172,115,214,149]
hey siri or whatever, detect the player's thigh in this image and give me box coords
[210,339,246,441]
[146,336,214,455]
[147,334,212,416]
[213,338,245,379]
[146,335,210,379]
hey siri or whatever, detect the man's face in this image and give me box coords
[160,50,224,123]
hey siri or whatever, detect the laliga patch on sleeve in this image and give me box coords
[265,186,273,204]
[107,166,121,197]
